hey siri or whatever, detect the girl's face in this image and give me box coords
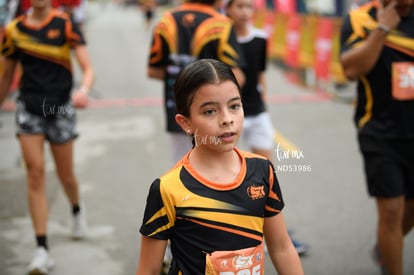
[186,81,244,153]
[226,0,253,28]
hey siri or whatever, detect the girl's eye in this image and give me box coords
[204,109,216,116]
[231,104,241,110]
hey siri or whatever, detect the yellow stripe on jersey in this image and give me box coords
[385,36,414,57]
[358,76,373,128]
[146,224,172,238]
[156,12,178,54]
[144,207,169,226]
[2,23,16,56]
[4,20,72,70]
[348,4,414,56]
[179,208,264,233]
[177,217,263,242]
[184,3,240,66]
[192,19,224,55]
[192,18,238,67]
[348,7,376,39]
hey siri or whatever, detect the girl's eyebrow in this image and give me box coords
[229,96,242,103]
[199,96,241,108]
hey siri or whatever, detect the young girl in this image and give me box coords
[136,59,303,275]
[0,0,94,274]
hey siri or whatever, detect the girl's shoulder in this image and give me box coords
[50,9,72,21]
[250,27,267,39]
[238,27,268,44]
[235,148,270,166]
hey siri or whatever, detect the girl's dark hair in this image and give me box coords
[174,59,240,117]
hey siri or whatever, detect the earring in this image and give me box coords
[187,129,191,134]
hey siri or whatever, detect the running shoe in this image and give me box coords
[28,247,54,275]
[72,204,88,239]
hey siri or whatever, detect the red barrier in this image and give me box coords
[314,17,334,81]
[253,5,348,88]
[298,14,318,69]
[284,14,301,68]
[274,0,296,14]
[20,0,81,12]
[269,12,288,59]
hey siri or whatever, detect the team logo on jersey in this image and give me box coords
[47,29,61,39]
[247,185,265,200]
[232,254,253,269]
[182,13,195,27]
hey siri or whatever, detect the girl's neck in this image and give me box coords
[28,7,52,24]
[235,24,249,38]
[189,148,241,184]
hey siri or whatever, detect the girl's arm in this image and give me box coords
[147,66,165,80]
[136,236,168,275]
[258,71,266,103]
[0,57,17,106]
[72,45,95,108]
[340,27,388,80]
[264,213,304,275]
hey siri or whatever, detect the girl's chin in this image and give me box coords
[194,143,236,153]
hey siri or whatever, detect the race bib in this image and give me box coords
[392,62,414,100]
[205,243,264,275]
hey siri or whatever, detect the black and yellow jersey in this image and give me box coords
[1,9,85,115]
[140,148,284,275]
[340,3,414,139]
[148,3,244,133]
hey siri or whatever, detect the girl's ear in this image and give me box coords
[175,114,192,135]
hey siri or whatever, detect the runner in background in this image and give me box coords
[138,0,155,29]
[146,0,245,272]
[226,0,309,256]
[340,0,414,274]
[0,0,95,273]
[146,0,245,164]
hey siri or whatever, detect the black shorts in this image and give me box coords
[16,99,78,144]
[358,135,414,199]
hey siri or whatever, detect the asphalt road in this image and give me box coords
[0,2,413,275]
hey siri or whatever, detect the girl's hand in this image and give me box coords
[72,88,89,108]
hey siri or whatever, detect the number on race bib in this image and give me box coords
[219,264,261,275]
